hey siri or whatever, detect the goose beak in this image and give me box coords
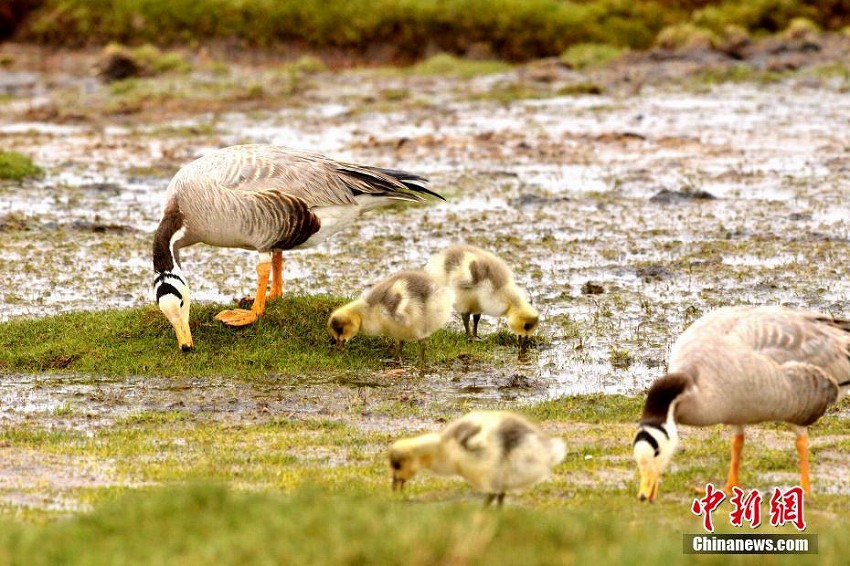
[174,320,194,352]
[158,295,193,352]
[638,470,659,502]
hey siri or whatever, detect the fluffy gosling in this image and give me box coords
[389,410,566,505]
[328,270,454,365]
[426,244,538,347]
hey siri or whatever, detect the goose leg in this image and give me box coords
[215,257,271,327]
[269,251,284,300]
[793,428,810,495]
[484,494,497,507]
[472,314,481,339]
[417,339,427,367]
[395,340,405,364]
[723,426,745,493]
[461,313,472,339]
[496,493,505,506]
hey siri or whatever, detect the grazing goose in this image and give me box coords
[389,410,566,505]
[633,306,850,502]
[328,270,454,365]
[426,245,539,347]
[152,144,442,351]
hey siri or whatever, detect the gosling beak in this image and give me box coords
[638,470,659,503]
[335,338,347,351]
[392,477,406,491]
[174,320,194,353]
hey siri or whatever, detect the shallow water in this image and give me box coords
[2,71,849,408]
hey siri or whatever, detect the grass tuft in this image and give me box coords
[0,295,509,379]
[2,483,847,564]
[0,151,43,181]
[560,42,625,70]
[408,53,512,78]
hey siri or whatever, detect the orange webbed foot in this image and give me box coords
[215,308,260,327]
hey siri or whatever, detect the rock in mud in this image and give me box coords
[581,281,604,295]
[649,188,717,204]
[98,50,141,82]
[635,265,673,282]
[508,193,570,208]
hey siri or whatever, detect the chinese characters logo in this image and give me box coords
[691,484,806,532]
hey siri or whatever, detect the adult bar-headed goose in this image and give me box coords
[389,410,566,505]
[426,245,538,347]
[328,270,453,365]
[152,144,442,351]
[633,306,850,501]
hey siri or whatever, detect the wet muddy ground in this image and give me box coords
[1,42,849,512]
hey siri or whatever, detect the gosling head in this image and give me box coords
[388,434,439,491]
[327,305,362,350]
[507,303,539,348]
[632,421,678,503]
[154,270,193,352]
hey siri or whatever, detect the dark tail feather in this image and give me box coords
[366,166,445,201]
[828,318,850,333]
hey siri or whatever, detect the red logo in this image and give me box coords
[691,484,726,533]
[729,487,762,528]
[692,484,806,532]
[769,487,806,531]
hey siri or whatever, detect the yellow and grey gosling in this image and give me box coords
[389,410,566,506]
[633,306,850,502]
[425,244,538,347]
[328,270,454,365]
[152,144,442,351]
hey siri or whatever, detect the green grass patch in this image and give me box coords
[523,395,642,423]
[560,42,625,70]
[0,483,845,565]
[12,0,850,64]
[0,295,511,379]
[693,0,818,36]
[21,0,682,59]
[0,151,43,181]
[407,53,512,78]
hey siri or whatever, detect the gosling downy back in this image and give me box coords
[426,245,538,339]
[328,270,454,353]
[390,411,565,504]
[359,270,454,342]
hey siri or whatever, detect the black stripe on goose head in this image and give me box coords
[643,422,669,439]
[633,429,660,457]
[156,282,183,307]
[154,271,186,287]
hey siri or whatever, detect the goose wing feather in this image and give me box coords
[671,307,849,426]
[172,145,434,208]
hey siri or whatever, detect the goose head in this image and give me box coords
[327,304,363,349]
[632,419,678,502]
[388,433,440,491]
[154,270,193,352]
[507,302,539,348]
